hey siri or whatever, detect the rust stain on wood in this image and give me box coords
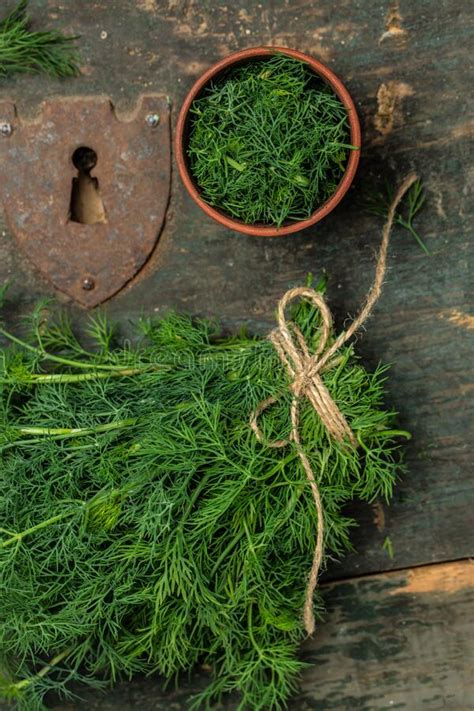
[440,309,474,332]
[390,560,474,596]
[374,81,414,135]
[136,0,157,12]
[238,8,251,23]
[179,59,210,76]
[427,177,448,218]
[376,121,474,152]
[379,3,407,44]
[306,40,332,63]
[372,500,386,532]
[452,120,474,140]
[379,120,474,153]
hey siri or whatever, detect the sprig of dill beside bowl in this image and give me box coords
[187,54,354,228]
[0,0,79,79]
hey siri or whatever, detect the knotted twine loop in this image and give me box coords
[250,174,418,636]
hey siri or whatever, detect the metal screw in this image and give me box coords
[146,113,160,128]
[82,277,95,291]
[0,122,13,137]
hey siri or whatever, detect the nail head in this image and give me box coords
[146,113,160,128]
[0,122,13,137]
[82,277,95,291]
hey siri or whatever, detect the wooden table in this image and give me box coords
[1,1,473,709]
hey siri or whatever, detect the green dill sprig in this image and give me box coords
[0,0,79,78]
[0,294,408,710]
[382,535,395,559]
[364,178,430,254]
[187,54,353,227]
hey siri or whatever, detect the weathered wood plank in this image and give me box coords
[300,560,474,710]
[33,560,473,711]
[0,0,473,583]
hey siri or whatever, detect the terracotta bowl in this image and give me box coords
[176,46,361,237]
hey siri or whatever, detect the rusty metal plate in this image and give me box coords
[0,95,170,307]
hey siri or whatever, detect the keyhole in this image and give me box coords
[69,146,107,225]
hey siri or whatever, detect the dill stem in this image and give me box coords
[401,219,431,255]
[38,648,73,679]
[2,367,158,384]
[247,605,263,660]
[11,647,74,691]
[0,327,136,371]
[0,482,133,549]
[0,511,79,549]
[14,418,137,438]
[376,428,411,439]
[210,528,246,577]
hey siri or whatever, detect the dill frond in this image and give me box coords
[0,0,79,78]
[364,178,430,254]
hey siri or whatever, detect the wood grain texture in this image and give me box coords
[34,560,473,711]
[299,560,474,710]
[0,1,473,581]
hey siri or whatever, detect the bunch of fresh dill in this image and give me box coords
[0,1,79,78]
[0,289,407,711]
[187,54,353,227]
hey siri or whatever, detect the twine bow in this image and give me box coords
[251,174,418,635]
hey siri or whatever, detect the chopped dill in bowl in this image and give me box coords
[187,54,354,228]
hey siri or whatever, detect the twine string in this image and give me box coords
[250,174,418,635]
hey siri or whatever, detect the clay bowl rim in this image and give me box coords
[175,46,361,237]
